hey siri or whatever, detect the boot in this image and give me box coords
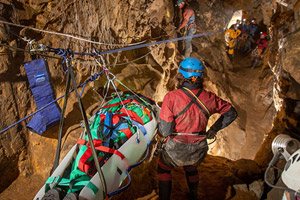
[187,181,199,200]
[63,192,78,200]
[159,181,172,200]
[41,188,64,200]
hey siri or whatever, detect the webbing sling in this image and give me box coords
[181,87,210,119]
[174,88,203,119]
[174,87,210,120]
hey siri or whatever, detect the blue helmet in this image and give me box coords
[179,57,204,78]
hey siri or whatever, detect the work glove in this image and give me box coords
[206,129,217,139]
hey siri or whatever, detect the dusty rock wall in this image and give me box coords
[0,0,177,192]
[254,1,300,167]
[0,0,299,198]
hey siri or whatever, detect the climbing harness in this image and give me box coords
[174,87,210,120]
[154,86,216,158]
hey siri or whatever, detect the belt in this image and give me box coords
[171,131,206,136]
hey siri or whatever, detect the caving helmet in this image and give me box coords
[179,57,204,78]
[260,32,267,37]
[176,0,185,8]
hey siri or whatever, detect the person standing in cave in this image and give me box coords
[243,18,259,53]
[229,19,241,30]
[250,32,268,68]
[175,0,196,58]
[157,57,238,200]
[224,25,241,60]
[236,18,248,50]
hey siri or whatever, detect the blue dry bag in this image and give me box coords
[24,58,61,135]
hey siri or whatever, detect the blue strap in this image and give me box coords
[121,116,147,136]
[108,145,150,197]
[127,144,149,172]
[103,111,112,138]
[108,170,131,197]
[131,120,147,136]
[110,123,128,140]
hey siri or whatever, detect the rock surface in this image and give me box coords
[0,0,299,199]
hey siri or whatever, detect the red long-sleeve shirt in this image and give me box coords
[159,88,232,135]
[178,6,195,30]
[257,38,267,49]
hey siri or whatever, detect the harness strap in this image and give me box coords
[119,108,144,125]
[94,146,125,160]
[45,176,61,193]
[58,178,99,194]
[131,99,152,121]
[171,131,206,136]
[78,147,101,175]
[182,87,210,118]
[174,88,203,119]
[100,99,132,109]
[77,139,102,147]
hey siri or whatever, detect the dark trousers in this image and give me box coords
[157,160,199,200]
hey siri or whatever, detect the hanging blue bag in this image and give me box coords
[24,58,61,135]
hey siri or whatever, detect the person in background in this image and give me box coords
[224,25,241,59]
[239,19,248,34]
[157,57,237,200]
[250,32,268,68]
[176,0,196,58]
[243,18,259,53]
[236,18,248,50]
[230,19,241,30]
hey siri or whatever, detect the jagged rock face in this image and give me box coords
[0,0,177,192]
[0,0,299,199]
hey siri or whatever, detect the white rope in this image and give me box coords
[0,19,146,47]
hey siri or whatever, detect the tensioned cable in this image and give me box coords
[99,29,224,55]
[0,19,146,47]
[0,43,157,67]
[107,45,159,67]
[1,19,224,56]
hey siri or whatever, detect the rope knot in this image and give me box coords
[54,48,67,57]
[89,73,99,81]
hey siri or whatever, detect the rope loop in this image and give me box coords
[51,48,71,72]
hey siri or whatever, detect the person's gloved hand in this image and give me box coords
[206,129,217,139]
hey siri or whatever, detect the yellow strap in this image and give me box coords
[183,87,210,116]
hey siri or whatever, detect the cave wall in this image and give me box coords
[254,0,300,167]
[0,0,299,198]
[0,0,178,191]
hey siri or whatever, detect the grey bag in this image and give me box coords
[164,136,208,167]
